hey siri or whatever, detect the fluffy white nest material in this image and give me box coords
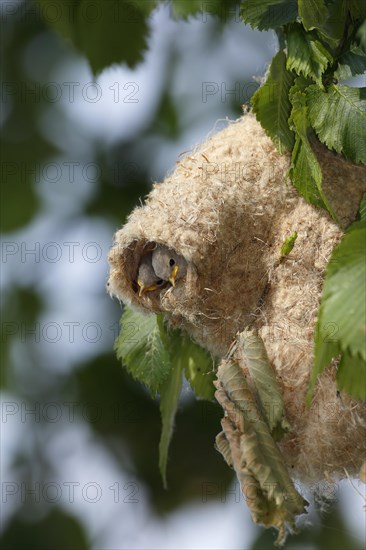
[108,114,366,483]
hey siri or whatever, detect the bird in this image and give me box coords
[152,245,187,287]
[137,253,166,297]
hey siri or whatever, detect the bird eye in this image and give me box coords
[156,279,164,286]
[169,259,175,266]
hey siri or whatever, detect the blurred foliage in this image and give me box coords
[84,146,151,223]
[0,12,57,232]
[1,508,89,550]
[0,287,44,390]
[1,1,365,549]
[115,307,216,486]
[34,0,155,74]
[76,352,231,512]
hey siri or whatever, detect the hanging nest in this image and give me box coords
[108,114,366,485]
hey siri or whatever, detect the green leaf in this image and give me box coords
[307,84,366,164]
[337,349,366,400]
[159,354,184,489]
[251,50,295,152]
[289,93,323,209]
[237,330,291,440]
[170,0,205,18]
[309,220,366,402]
[133,0,158,15]
[357,20,366,52]
[298,0,328,31]
[317,0,348,48]
[164,327,215,400]
[115,309,215,485]
[168,0,241,20]
[280,230,298,258]
[307,331,340,405]
[183,340,215,401]
[78,0,151,73]
[36,0,152,74]
[287,23,333,86]
[288,83,334,214]
[34,0,79,40]
[322,221,366,360]
[115,308,172,397]
[349,0,366,20]
[158,324,214,486]
[335,45,366,80]
[241,0,298,31]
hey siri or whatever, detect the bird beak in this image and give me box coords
[169,265,179,286]
[138,280,158,297]
[138,280,146,297]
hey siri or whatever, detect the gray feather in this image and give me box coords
[152,245,187,283]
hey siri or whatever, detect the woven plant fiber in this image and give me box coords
[108,114,366,483]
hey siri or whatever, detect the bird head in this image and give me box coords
[137,253,167,296]
[152,246,187,286]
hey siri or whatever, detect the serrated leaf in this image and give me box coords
[288,85,334,215]
[317,0,347,48]
[289,135,326,209]
[159,355,184,488]
[309,220,366,402]
[298,0,328,31]
[322,221,366,360]
[115,308,172,397]
[287,23,333,86]
[307,84,366,164]
[252,50,295,152]
[336,349,366,400]
[78,0,150,73]
[335,46,366,80]
[237,330,291,440]
[216,360,308,544]
[215,431,233,467]
[36,0,152,74]
[241,0,298,31]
